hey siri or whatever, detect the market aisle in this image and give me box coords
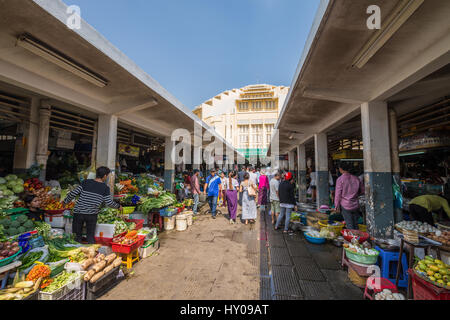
[101,204,263,300]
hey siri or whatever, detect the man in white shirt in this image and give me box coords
[249,166,258,186]
[269,172,281,225]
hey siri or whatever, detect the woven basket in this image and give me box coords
[403,229,419,244]
[348,265,369,288]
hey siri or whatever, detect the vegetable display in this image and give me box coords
[26,265,51,282]
[41,271,81,293]
[0,241,21,260]
[0,215,35,237]
[79,247,121,284]
[0,278,42,300]
[138,192,176,213]
[396,220,438,234]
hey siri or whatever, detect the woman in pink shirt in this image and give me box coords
[258,168,270,207]
[334,163,365,230]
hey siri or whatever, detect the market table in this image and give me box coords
[0,261,22,289]
[395,235,441,299]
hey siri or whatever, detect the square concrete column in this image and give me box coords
[314,133,329,208]
[164,136,175,191]
[361,101,394,238]
[36,100,52,181]
[288,150,295,172]
[13,97,40,173]
[297,144,307,202]
[97,115,118,193]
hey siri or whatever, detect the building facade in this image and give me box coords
[193,84,289,161]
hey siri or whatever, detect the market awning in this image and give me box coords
[269,0,450,154]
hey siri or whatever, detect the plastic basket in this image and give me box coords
[38,272,85,300]
[126,219,144,230]
[122,207,135,215]
[409,269,450,300]
[45,209,66,215]
[95,236,113,246]
[341,229,370,244]
[319,220,345,234]
[344,247,379,265]
[304,233,326,244]
[44,212,65,229]
[0,247,22,267]
[111,235,146,254]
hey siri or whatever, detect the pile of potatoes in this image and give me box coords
[78,247,122,284]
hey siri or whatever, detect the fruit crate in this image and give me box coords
[86,266,121,300]
[38,272,85,300]
[111,234,146,254]
[409,269,450,300]
[126,219,144,230]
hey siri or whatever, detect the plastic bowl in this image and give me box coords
[344,247,379,265]
[341,229,370,244]
[304,232,326,244]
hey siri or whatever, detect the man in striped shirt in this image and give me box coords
[64,166,121,244]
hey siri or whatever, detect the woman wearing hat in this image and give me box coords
[275,172,297,233]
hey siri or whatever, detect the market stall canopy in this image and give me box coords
[269,0,450,155]
[0,0,239,158]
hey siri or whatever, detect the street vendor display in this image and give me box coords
[414,255,450,288]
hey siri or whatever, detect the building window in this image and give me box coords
[252,101,262,110]
[238,102,249,111]
[266,100,276,110]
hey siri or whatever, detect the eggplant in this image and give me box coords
[8,251,15,257]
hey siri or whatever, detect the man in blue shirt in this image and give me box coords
[204,168,221,219]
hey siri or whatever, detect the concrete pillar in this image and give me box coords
[389,109,400,179]
[164,136,175,191]
[96,114,118,193]
[314,133,329,207]
[297,144,307,202]
[288,150,295,172]
[91,121,98,168]
[13,97,40,173]
[36,100,51,181]
[361,101,395,238]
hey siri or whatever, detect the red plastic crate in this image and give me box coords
[126,219,144,230]
[94,236,113,246]
[408,269,450,300]
[111,234,146,254]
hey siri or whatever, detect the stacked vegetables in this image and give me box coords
[138,192,176,213]
[0,215,35,237]
[0,175,24,195]
[41,271,80,293]
[0,241,21,260]
[80,247,122,284]
[0,277,42,300]
[23,178,44,192]
[112,230,138,245]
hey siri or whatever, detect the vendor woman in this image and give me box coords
[64,166,122,244]
[408,194,450,225]
[24,194,44,222]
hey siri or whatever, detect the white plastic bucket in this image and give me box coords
[184,212,193,226]
[176,214,187,231]
[164,216,176,231]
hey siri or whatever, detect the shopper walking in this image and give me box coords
[240,173,257,225]
[64,166,121,244]
[204,168,221,219]
[225,171,239,224]
[190,169,201,215]
[220,171,227,207]
[238,166,247,206]
[334,163,364,230]
[258,168,270,210]
[275,172,296,233]
[270,172,281,225]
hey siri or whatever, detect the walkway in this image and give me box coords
[101,204,363,300]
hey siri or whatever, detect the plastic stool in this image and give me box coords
[375,246,408,288]
[120,249,140,269]
[364,277,398,300]
[149,212,164,230]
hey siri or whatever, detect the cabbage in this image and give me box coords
[3,190,14,196]
[0,178,6,184]
[6,181,17,189]
[15,178,24,186]
[0,185,7,192]
[5,175,17,181]
[12,185,24,194]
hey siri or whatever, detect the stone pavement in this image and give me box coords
[260,208,363,300]
[101,203,363,300]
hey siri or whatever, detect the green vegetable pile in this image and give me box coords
[98,208,122,224]
[19,251,44,270]
[34,221,52,238]
[114,220,128,236]
[0,215,35,237]
[138,192,176,213]
[42,271,81,293]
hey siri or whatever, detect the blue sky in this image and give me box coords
[64,0,320,109]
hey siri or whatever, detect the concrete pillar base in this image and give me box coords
[298,170,307,203]
[316,171,329,207]
[164,169,175,191]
